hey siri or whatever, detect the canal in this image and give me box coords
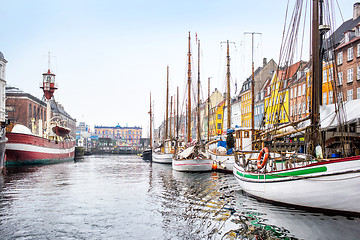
[0,155,359,239]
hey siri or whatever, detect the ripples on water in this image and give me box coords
[0,155,359,239]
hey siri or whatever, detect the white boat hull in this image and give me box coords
[233,156,360,214]
[172,158,213,172]
[152,152,172,164]
[207,150,234,172]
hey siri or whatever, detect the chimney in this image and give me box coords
[263,58,267,67]
[354,2,360,20]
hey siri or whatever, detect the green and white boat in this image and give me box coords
[233,0,360,215]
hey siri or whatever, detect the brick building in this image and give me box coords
[335,24,360,102]
[5,86,76,138]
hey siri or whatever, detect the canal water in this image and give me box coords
[0,155,359,240]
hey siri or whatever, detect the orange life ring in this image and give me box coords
[257,147,269,169]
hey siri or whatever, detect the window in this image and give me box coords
[323,69,327,83]
[302,84,306,95]
[217,114,222,119]
[347,68,353,83]
[337,52,343,65]
[347,89,353,101]
[358,65,360,81]
[338,92,343,102]
[348,47,354,61]
[345,32,350,43]
[357,88,360,99]
[329,68,333,81]
[298,103,301,115]
[290,88,293,99]
[323,92,327,105]
[294,87,297,98]
[302,103,306,114]
[358,43,360,57]
[338,72,343,85]
[329,91,333,104]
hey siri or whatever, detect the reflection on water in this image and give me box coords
[0,155,359,239]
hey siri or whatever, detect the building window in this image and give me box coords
[217,123,221,130]
[294,87,297,98]
[348,47,354,61]
[323,69,327,83]
[302,102,306,114]
[347,89,353,101]
[358,43,360,57]
[345,32,350,43]
[358,66,360,81]
[329,91,333,104]
[290,88,293,99]
[323,92,327,105]
[338,72,343,85]
[337,52,343,65]
[329,68,333,81]
[302,84,305,95]
[357,88,360,99]
[347,68,353,83]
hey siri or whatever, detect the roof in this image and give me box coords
[326,16,360,50]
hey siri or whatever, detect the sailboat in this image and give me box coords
[6,54,75,165]
[153,66,173,164]
[172,33,212,172]
[206,40,237,173]
[233,0,360,215]
[142,92,153,161]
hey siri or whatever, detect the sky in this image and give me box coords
[0,0,356,135]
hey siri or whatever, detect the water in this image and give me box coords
[0,155,359,240]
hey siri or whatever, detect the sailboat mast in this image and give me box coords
[177,86,179,140]
[165,65,169,140]
[207,77,211,142]
[170,95,173,140]
[310,0,321,154]
[187,31,192,143]
[226,40,231,130]
[197,40,201,143]
[149,92,153,149]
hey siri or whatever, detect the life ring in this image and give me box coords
[257,147,269,169]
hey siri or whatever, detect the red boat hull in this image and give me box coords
[5,132,75,165]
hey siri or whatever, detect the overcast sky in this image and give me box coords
[1,0,355,135]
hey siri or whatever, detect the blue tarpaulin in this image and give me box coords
[217,141,226,148]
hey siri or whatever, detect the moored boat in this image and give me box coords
[233,0,360,215]
[5,54,75,165]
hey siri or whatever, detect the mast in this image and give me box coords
[177,86,179,140]
[165,65,169,140]
[207,77,211,142]
[173,94,176,139]
[149,92,153,149]
[170,95,173,140]
[244,32,261,145]
[40,52,57,138]
[226,40,231,131]
[187,31,192,143]
[197,40,201,143]
[310,0,321,154]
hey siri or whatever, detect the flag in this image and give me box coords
[196,32,198,44]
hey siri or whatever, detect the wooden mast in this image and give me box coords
[165,65,169,140]
[173,94,176,140]
[149,92,153,149]
[177,86,179,140]
[187,31,192,143]
[170,96,173,140]
[310,0,321,155]
[197,40,201,143]
[207,77,211,142]
[226,40,231,131]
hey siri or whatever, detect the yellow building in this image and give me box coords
[240,78,252,128]
[264,62,305,126]
[209,100,225,137]
[322,62,335,105]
